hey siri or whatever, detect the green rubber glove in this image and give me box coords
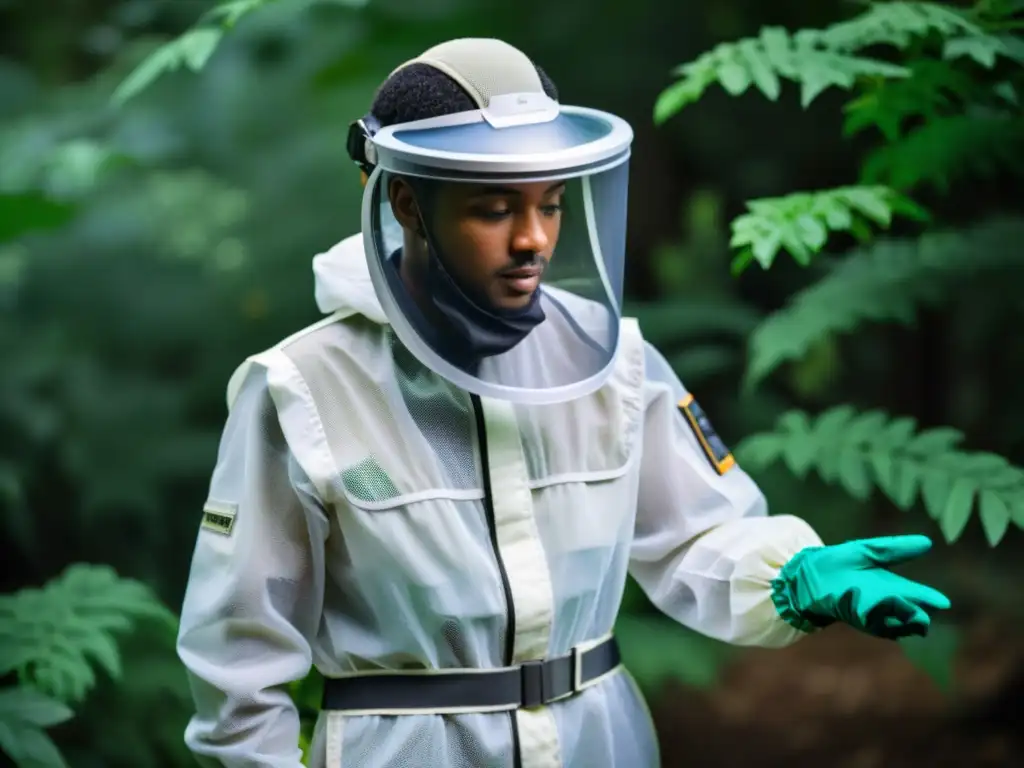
[771,534,951,639]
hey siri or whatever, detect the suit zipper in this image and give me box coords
[470,393,522,767]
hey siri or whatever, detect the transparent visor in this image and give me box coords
[362,160,630,405]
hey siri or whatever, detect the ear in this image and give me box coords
[388,177,425,235]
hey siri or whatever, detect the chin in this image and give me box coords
[494,292,534,311]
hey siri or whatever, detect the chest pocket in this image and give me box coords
[516,317,645,546]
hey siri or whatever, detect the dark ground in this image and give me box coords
[650,621,1024,768]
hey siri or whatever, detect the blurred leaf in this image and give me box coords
[943,33,1024,67]
[842,59,976,141]
[978,489,1011,546]
[615,614,734,692]
[113,28,224,105]
[0,686,72,768]
[899,622,960,694]
[0,564,176,704]
[862,113,1024,193]
[0,193,75,243]
[669,346,739,384]
[744,217,1024,387]
[819,2,981,50]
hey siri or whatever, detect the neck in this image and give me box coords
[398,234,443,323]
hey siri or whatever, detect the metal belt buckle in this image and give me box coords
[520,660,547,709]
[571,645,583,693]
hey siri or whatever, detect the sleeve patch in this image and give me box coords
[678,394,735,475]
[201,500,238,535]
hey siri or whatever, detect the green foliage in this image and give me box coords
[0,687,73,768]
[899,622,961,693]
[0,564,176,704]
[943,32,1024,67]
[729,185,929,272]
[615,612,735,692]
[654,26,910,123]
[842,59,977,140]
[653,0,1024,698]
[861,112,1024,191]
[0,565,177,767]
[815,1,981,50]
[112,0,371,104]
[66,624,194,768]
[0,193,75,243]
[737,406,1024,545]
[113,28,225,105]
[744,215,1024,386]
[658,0,1024,267]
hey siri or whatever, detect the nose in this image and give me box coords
[510,209,551,255]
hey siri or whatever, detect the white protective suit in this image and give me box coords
[176,233,825,768]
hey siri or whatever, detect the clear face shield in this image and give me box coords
[353,93,633,405]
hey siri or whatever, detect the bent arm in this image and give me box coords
[177,365,329,767]
[629,342,824,648]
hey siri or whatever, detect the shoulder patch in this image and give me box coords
[201,500,238,535]
[678,394,735,475]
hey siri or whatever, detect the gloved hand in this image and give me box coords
[771,534,951,639]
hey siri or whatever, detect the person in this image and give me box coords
[176,38,951,768]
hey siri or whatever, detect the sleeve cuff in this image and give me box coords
[723,514,826,647]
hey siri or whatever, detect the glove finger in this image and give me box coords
[884,573,952,612]
[857,535,933,567]
[870,596,930,639]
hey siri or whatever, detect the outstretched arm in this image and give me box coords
[629,342,949,647]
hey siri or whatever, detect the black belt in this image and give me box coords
[321,635,621,714]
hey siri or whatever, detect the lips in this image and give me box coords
[499,266,542,294]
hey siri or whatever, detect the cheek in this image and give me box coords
[448,222,508,277]
[546,216,562,248]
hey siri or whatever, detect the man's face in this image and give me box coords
[398,178,566,311]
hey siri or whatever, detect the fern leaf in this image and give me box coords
[203,0,277,28]
[818,2,982,51]
[655,26,910,123]
[0,564,176,704]
[112,0,369,104]
[736,406,1024,545]
[0,686,72,768]
[744,216,1024,387]
[862,112,1024,192]
[843,59,977,140]
[729,185,928,271]
[943,33,1024,67]
[112,28,223,105]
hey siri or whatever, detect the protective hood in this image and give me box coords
[311,233,388,323]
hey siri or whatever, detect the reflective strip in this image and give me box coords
[479,397,555,662]
[478,396,561,767]
[325,711,344,767]
[517,707,563,768]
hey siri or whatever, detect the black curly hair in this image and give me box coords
[369,61,559,127]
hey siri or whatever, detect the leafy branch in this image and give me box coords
[112,0,372,105]
[0,564,176,704]
[842,58,978,140]
[815,1,982,51]
[0,687,74,768]
[861,111,1024,191]
[743,215,1024,386]
[654,26,910,123]
[737,406,1024,545]
[729,185,929,272]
